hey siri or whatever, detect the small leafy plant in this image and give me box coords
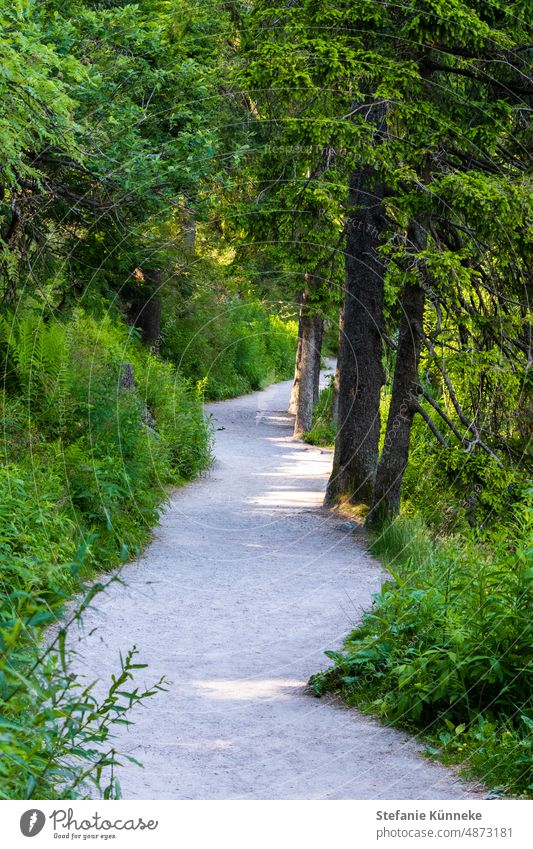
[303,376,336,446]
[0,572,166,800]
[311,504,533,797]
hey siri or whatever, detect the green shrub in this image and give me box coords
[402,412,530,536]
[160,284,297,400]
[311,504,533,797]
[303,377,336,446]
[0,571,165,799]
[0,294,292,799]
[0,310,212,588]
[0,464,78,597]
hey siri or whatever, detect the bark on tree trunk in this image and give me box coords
[332,304,344,423]
[288,302,305,415]
[128,268,162,349]
[293,292,324,436]
[324,166,386,507]
[367,221,427,526]
[312,316,324,406]
[119,362,156,428]
[289,285,324,431]
[183,212,196,252]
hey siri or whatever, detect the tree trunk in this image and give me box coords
[332,304,344,423]
[312,316,324,406]
[324,166,386,507]
[119,363,135,391]
[183,212,196,252]
[119,362,156,429]
[367,221,427,526]
[289,286,324,431]
[288,302,305,414]
[293,294,323,437]
[128,268,162,349]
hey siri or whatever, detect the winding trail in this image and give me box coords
[72,373,478,799]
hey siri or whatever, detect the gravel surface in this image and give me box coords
[69,372,480,799]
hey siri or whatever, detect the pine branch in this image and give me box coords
[415,403,450,447]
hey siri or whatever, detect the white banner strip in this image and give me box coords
[2,799,531,849]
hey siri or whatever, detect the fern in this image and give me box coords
[0,315,69,419]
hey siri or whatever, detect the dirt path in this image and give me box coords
[71,373,478,799]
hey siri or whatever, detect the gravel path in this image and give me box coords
[71,372,478,799]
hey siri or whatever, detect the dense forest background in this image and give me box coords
[0,0,531,799]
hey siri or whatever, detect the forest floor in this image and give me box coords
[67,369,483,799]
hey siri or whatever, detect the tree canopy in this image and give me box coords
[0,0,531,800]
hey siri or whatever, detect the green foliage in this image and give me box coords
[401,412,530,536]
[0,310,212,594]
[0,570,166,799]
[0,294,294,798]
[160,266,297,400]
[0,1,80,187]
[303,378,336,446]
[1,0,530,804]
[311,505,533,797]
[0,307,214,799]
[0,0,240,305]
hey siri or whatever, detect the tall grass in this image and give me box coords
[0,294,297,798]
[0,309,213,798]
[311,508,533,797]
[302,377,336,446]
[161,291,297,400]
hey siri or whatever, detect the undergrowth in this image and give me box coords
[0,309,211,797]
[302,376,336,446]
[311,508,533,797]
[161,276,297,400]
[0,293,296,798]
[0,310,211,597]
[308,385,533,798]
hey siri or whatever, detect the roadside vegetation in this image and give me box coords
[309,395,532,797]
[0,0,295,798]
[0,0,530,800]
[0,296,294,799]
[239,1,531,798]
